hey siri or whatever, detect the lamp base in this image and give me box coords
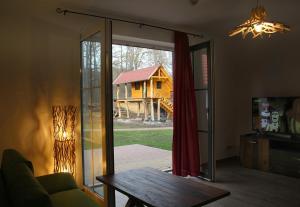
[54,138,76,175]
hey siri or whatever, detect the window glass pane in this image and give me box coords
[92,88,101,110]
[81,42,91,89]
[92,111,102,195]
[82,111,92,185]
[193,48,208,89]
[135,82,140,90]
[198,132,209,177]
[81,89,90,113]
[195,90,208,131]
[156,81,162,89]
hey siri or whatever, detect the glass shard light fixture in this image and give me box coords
[229,4,290,38]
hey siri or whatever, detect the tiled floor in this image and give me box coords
[86,150,300,207]
[115,158,300,207]
[193,158,300,207]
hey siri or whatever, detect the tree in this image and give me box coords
[112,44,172,79]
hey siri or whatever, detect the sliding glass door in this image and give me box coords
[191,41,215,181]
[80,20,114,206]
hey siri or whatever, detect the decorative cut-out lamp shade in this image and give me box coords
[52,106,78,176]
[229,5,290,38]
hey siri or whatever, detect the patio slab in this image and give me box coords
[83,144,172,184]
[114,144,172,206]
[114,144,172,172]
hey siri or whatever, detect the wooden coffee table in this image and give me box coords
[96,167,230,207]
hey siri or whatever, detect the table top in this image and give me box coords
[96,167,230,207]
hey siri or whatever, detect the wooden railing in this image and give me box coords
[160,97,173,113]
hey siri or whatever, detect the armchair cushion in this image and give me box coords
[1,149,34,173]
[51,189,99,207]
[36,173,77,194]
[3,163,52,207]
[0,170,9,207]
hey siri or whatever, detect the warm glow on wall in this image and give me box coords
[229,4,290,39]
[52,106,78,176]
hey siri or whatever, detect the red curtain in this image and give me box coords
[172,32,200,176]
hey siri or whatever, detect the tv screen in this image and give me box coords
[252,97,300,135]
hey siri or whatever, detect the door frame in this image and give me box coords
[102,19,115,207]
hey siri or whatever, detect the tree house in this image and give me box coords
[113,65,173,121]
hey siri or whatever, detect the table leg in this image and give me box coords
[135,201,144,207]
[125,198,135,207]
[125,198,144,207]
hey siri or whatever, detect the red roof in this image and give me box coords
[113,65,159,85]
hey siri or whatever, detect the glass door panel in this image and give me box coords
[81,20,114,207]
[81,32,104,196]
[191,41,214,181]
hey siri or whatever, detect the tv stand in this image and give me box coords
[267,132,291,139]
[240,133,300,178]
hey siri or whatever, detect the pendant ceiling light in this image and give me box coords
[229,1,290,38]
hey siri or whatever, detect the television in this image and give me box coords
[252,97,300,135]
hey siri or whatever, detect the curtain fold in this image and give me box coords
[172,31,200,176]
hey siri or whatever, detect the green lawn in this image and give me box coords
[114,129,172,150]
[84,129,172,151]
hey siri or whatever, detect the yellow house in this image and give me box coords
[113,65,173,121]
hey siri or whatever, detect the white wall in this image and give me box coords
[211,29,300,160]
[0,0,87,183]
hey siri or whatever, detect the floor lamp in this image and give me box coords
[52,105,78,176]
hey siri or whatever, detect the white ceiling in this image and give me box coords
[52,0,300,36]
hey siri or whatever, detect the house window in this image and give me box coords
[135,82,140,90]
[156,81,162,89]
